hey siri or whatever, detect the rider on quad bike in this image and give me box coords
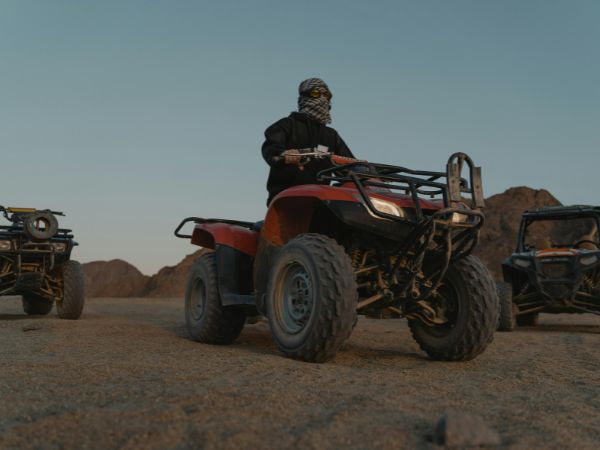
[262,77,356,205]
[176,149,498,363]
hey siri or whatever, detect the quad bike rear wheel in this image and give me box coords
[56,260,85,320]
[22,294,54,315]
[497,281,516,331]
[184,252,246,344]
[408,255,498,361]
[266,233,357,363]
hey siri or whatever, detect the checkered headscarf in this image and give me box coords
[298,78,332,125]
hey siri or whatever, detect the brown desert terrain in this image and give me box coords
[1,296,599,449]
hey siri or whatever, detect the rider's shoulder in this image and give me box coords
[265,116,293,132]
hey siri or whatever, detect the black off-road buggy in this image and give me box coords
[175,152,498,362]
[0,206,85,319]
[498,205,600,330]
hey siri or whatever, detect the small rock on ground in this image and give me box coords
[435,410,501,447]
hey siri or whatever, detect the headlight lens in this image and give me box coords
[0,240,11,251]
[581,255,598,266]
[368,197,405,218]
[53,243,67,252]
[514,258,532,268]
[451,212,471,224]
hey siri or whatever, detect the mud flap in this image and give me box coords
[215,244,256,306]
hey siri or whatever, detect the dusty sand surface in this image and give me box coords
[1,297,599,450]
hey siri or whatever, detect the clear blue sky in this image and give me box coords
[1,1,598,274]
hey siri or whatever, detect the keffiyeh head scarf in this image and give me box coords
[298,78,332,125]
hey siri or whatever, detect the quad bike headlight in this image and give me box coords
[580,255,598,266]
[451,212,471,224]
[53,243,67,252]
[368,197,405,219]
[0,240,11,251]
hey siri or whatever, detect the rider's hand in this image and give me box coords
[282,150,304,170]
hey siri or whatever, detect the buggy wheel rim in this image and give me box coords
[275,261,314,335]
[189,278,206,321]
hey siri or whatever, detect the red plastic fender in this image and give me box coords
[262,184,443,246]
[191,223,259,257]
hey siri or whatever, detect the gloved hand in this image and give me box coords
[282,150,304,170]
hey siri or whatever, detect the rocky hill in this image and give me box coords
[82,259,150,298]
[83,186,562,297]
[83,251,205,298]
[142,250,205,297]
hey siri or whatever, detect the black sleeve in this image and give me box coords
[333,131,355,158]
[262,118,291,167]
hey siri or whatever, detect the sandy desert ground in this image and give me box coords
[1,296,599,450]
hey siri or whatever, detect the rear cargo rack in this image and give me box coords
[174,217,255,239]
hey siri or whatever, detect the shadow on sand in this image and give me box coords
[0,313,48,321]
[528,323,600,334]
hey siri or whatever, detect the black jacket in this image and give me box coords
[262,112,354,204]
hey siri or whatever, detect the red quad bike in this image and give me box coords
[175,152,498,363]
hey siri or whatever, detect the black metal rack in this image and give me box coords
[174,217,256,239]
[318,152,485,222]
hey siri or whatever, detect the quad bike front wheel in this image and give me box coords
[56,260,85,320]
[184,252,246,344]
[266,233,357,363]
[22,294,54,315]
[408,255,498,361]
[497,281,516,331]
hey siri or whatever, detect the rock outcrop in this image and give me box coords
[82,259,150,298]
[143,250,205,297]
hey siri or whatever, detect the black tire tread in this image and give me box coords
[497,281,516,331]
[267,233,357,363]
[56,260,85,320]
[185,252,246,345]
[408,255,498,361]
[22,295,54,315]
[517,312,539,327]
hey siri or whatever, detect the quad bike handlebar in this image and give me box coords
[271,149,364,167]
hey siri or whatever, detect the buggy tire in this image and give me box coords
[517,313,539,327]
[497,281,516,331]
[184,252,246,344]
[266,234,357,363]
[56,260,85,320]
[22,295,54,315]
[408,255,498,361]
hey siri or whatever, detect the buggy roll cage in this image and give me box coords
[516,206,600,253]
